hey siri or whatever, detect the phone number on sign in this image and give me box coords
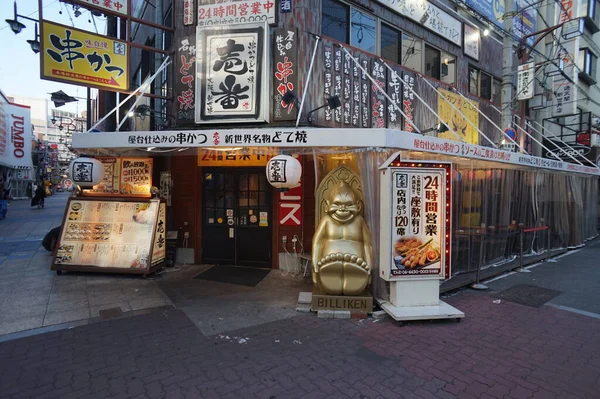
[391,268,441,276]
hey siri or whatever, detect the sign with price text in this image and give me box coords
[380,159,452,281]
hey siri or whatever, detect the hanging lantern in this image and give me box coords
[68,157,105,188]
[266,155,302,189]
[485,170,494,180]
[475,170,486,180]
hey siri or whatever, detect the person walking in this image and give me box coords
[0,182,8,219]
[31,183,46,209]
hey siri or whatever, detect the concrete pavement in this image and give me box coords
[1,194,600,398]
[0,288,598,399]
[0,194,172,336]
[483,238,600,315]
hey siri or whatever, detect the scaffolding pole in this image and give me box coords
[418,77,501,149]
[87,57,171,133]
[338,45,422,134]
[296,35,321,128]
[379,59,464,142]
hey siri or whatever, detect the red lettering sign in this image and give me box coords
[11,114,25,158]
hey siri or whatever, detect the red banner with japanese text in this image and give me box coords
[273,28,298,121]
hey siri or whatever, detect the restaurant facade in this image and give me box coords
[70,0,598,305]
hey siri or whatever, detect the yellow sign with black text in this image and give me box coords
[41,20,128,91]
[197,148,276,166]
[437,89,480,145]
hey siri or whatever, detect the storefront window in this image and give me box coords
[582,0,600,32]
[322,0,349,44]
[492,79,501,103]
[441,52,456,86]
[480,71,492,100]
[424,44,441,80]
[578,48,598,84]
[469,66,479,95]
[351,9,376,53]
[402,33,422,72]
[381,23,401,65]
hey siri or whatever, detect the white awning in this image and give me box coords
[71,128,600,176]
[0,163,31,170]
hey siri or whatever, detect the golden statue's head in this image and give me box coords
[326,181,361,223]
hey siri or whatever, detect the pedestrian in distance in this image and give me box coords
[31,183,46,209]
[0,182,9,219]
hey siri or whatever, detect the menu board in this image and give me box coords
[83,157,153,197]
[53,198,161,270]
[86,157,121,195]
[120,158,152,196]
[151,202,166,266]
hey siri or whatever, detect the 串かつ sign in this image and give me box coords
[41,20,128,91]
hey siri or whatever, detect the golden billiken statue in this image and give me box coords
[312,182,374,295]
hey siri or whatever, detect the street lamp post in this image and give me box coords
[5,1,40,53]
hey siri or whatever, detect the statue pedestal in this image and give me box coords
[311,289,373,314]
[381,278,464,322]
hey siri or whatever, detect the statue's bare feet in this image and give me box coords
[318,253,369,295]
[318,253,344,295]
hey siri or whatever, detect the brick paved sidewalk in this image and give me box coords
[1,291,598,399]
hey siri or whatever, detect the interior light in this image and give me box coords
[483,29,490,36]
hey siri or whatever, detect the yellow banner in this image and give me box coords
[437,89,480,145]
[41,20,128,91]
[197,148,276,166]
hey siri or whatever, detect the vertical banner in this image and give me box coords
[386,162,451,279]
[387,66,403,130]
[343,52,352,126]
[333,48,342,124]
[1,104,32,169]
[176,35,196,123]
[352,56,360,127]
[273,28,298,121]
[371,59,387,128]
[402,70,416,132]
[159,171,172,206]
[324,46,333,122]
[196,23,268,123]
[151,202,167,266]
[553,0,579,116]
[360,56,370,128]
[463,24,480,61]
[517,62,534,100]
[183,0,194,25]
[279,158,302,226]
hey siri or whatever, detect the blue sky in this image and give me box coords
[0,0,106,114]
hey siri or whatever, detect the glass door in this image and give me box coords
[202,169,272,267]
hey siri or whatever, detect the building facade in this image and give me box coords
[85,0,597,281]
